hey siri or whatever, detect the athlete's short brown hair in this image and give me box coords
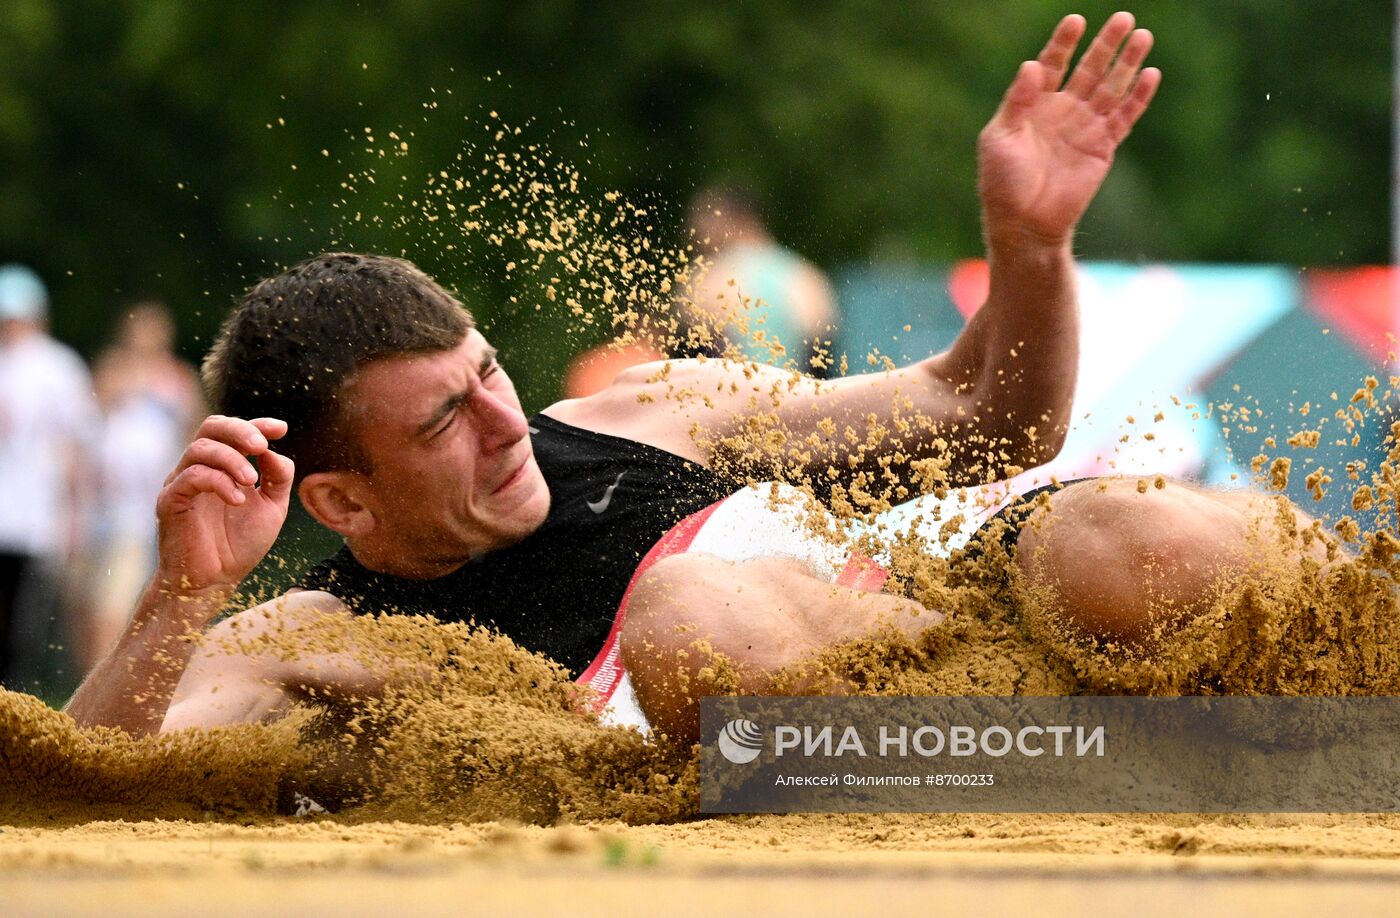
[202,253,473,479]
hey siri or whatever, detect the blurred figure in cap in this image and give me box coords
[0,265,47,322]
[0,264,97,695]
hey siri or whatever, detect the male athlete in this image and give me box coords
[67,14,1270,746]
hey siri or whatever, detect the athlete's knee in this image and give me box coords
[163,611,287,732]
[1013,478,1251,643]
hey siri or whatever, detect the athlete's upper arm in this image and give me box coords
[576,355,987,486]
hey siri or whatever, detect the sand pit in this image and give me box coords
[11,400,1400,910]
[11,393,1400,909]
[8,815,1400,915]
[7,22,1395,908]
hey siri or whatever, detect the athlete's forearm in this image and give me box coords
[932,233,1078,470]
[64,578,232,735]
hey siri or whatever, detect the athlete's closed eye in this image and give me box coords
[420,390,468,440]
[478,345,500,383]
[422,350,506,440]
[430,402,462,439]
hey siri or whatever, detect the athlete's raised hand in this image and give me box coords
[977,12,1160,247]
[66,415,294,733]
[154,415,294,602]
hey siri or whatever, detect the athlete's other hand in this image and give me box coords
[154,415,294,601]
[977,12,1160,248]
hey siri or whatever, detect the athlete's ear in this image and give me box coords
[299,471,376,538]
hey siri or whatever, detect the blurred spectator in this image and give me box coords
[564,340,666,399]
[681,185,837,371]
[0,265,97,695]
[70,301,201,674]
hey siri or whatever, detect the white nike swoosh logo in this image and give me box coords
[586,471,626,515]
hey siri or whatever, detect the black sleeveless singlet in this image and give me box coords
[297,414,742,675]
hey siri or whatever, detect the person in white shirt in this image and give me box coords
[0,264,98,692]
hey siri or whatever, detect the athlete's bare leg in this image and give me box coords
[162,615,300,732]
[160,594,387,731]
[160,598,404,806]
[1013,477,1334,642]
[620,478,1336,743]
[619,555,938,742]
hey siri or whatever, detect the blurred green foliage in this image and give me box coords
[0,0,1390,414]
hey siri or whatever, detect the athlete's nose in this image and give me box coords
[470,385,528,451]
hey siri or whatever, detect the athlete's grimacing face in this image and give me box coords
[343,330,550,564]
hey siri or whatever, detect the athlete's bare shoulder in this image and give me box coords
[541,357,732,463]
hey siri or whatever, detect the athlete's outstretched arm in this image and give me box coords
[933,11,1158,467]
[584,14,1160,490]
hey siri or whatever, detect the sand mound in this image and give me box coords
[0,687,311,824]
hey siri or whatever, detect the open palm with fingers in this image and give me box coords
[155,415,295,597]
[978,12,1161,245]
